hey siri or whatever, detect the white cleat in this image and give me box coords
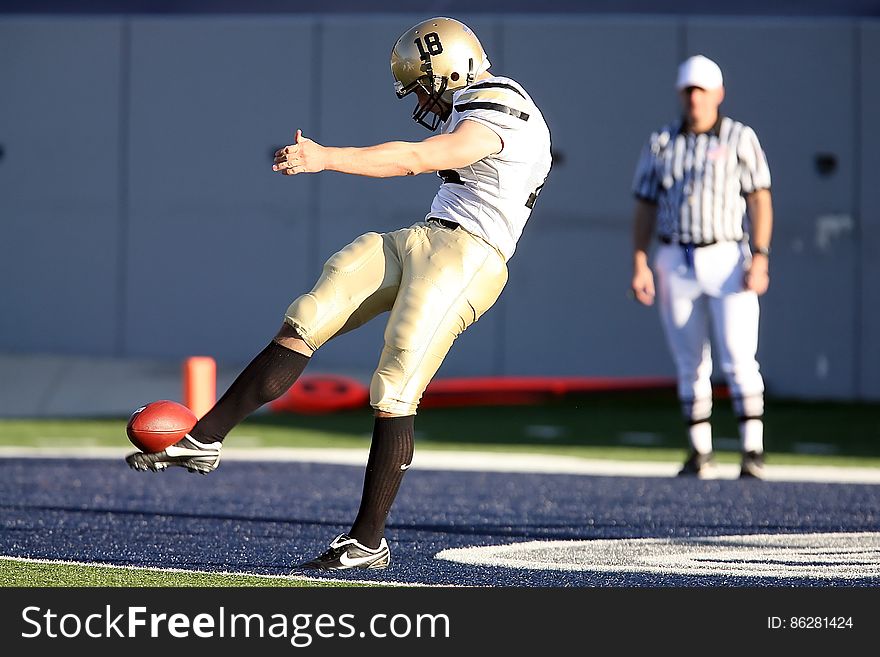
[126,434,222,474]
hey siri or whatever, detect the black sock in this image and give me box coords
[349,415,415,549]
[190,341,309,443]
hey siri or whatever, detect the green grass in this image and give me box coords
[0,558,364,587]
[2,391,879,467]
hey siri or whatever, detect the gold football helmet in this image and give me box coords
[390,17,490,130]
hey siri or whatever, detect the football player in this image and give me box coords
[127,16,552,571]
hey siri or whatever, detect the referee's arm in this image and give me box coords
[631,198,658,305]
[745,188,773,295]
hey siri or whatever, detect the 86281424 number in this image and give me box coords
[792,616,852,629]
[768,616,853,630]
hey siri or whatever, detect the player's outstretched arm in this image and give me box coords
[272,121,501,179]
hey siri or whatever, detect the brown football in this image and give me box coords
[126,400,197,453]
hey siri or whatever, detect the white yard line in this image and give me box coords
[1,445,878,484]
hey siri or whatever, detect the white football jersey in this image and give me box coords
[427,76,552,260]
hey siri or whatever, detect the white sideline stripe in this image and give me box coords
[0,555,435,587]
[1,445,879,484]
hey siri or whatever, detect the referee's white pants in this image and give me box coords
[654,241,765,422]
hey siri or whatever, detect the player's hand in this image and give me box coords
[744,254,770,295]
[631,264,656,306]
[273,130,325,175]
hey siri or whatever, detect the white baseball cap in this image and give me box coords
[676,55,723,90]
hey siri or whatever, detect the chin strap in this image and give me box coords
[419,51,435,90]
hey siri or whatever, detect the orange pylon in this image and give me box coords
[183,356,216,419]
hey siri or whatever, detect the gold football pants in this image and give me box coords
[284,222,508,415]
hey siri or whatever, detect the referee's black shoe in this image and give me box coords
[739,451,766,480]
[677,450,718,479]
[294,534,390,572]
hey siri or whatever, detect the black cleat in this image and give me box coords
[740,450,766,479]
[294,534,390,572]
[677,450,718,479]
[126,434,222,474]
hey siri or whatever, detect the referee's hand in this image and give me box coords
[744,254,770,295]
[631,266,656,306]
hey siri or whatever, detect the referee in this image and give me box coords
[630,55,774,479]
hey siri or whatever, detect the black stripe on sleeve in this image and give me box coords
[465,81,527,98]
[454,101,530,121]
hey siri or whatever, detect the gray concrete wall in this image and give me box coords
[860,21,880,399]
[0,18,124,355]
[1,14,878,402]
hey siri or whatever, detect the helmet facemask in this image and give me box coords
[395,55,475,131]
[412,75,449,131]
[390,17,485,131]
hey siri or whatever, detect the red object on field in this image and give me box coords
[270,374,679,415]
[126,400,197,453]
[270,375,370,415]
[419,376,677,408]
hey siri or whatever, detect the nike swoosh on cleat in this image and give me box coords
[338,551,385,567]
[400,463,411,470]
[165,446,218,457]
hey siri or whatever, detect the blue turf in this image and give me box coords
[1,458,879,586]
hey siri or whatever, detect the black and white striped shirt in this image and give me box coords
[632,116,771,244]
